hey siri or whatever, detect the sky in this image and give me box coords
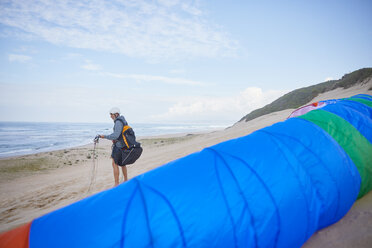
[0,0,371,125]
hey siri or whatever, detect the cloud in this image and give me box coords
[15,46,38,54]
[8,54,32,63]
[0,0,237,61]
[63,53,83,60]
[102,72,207,86]
[82,61,102,71]
[169,69,186,74]
[324,77,334,81]
[152,87,288,122]
[0,80,287,123]
[0,82,120,122]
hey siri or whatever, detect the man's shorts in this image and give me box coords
[111,146,143,166]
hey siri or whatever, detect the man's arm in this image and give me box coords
[101,121,123,140]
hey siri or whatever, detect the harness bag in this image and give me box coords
[115,119,141,150]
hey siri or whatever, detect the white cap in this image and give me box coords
[109,107,120,115]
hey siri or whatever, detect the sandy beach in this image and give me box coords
[0,79,371,247]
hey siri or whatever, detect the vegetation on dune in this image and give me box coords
[0,157,50,181]
[239,68,372,122]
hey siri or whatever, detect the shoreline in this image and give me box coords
[0,126,228,160]
[0,129,211,161]
[0,131,208,182]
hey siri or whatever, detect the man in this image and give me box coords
[99,107,142,186]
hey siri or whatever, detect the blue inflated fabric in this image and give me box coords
[321,100,372,143]
[350,94,372,101]
[29,118,363,247]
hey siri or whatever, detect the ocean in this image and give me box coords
[0,122,229,158]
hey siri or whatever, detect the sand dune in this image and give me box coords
[0,78,371,247]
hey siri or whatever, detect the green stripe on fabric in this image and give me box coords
[345,97,372,108]
[298,109,372,198]
[356,94,372,100]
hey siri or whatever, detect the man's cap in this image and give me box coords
[109,107,120,115]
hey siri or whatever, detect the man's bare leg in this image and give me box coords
[121,166,128,182]
[112,159,120,186]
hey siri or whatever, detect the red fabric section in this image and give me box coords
[0,222,31,248]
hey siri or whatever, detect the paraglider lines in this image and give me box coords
[258,130,311,244]
[218,150,282,248]
[120,186,139,248]
[263,128,342,224]
[140,182,188,248]
[208,148,243,247]
[136,179,155,247]
[207,148,259,247]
